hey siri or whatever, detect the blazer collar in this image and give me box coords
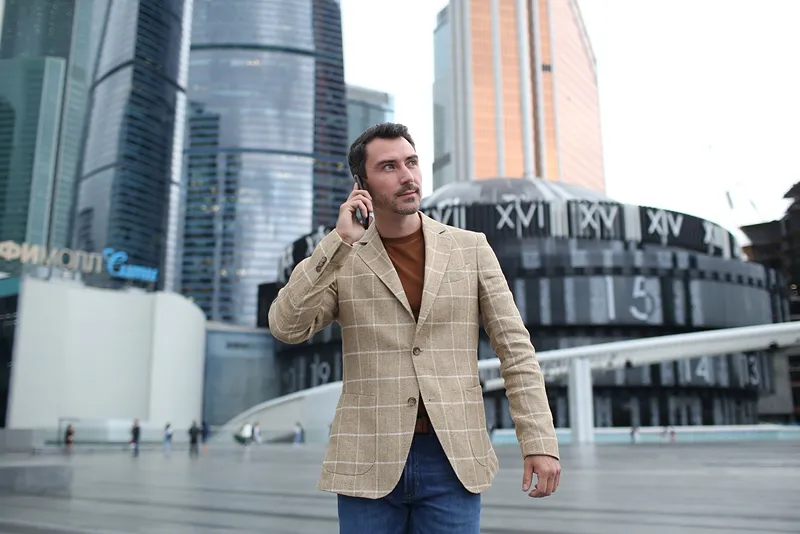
[356,213,453,329]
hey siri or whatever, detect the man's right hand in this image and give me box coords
[336,182,373,245]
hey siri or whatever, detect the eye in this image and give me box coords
[408,159,418,167]
[383,163,395,170]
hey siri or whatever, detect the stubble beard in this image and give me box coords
[376,192,420,216]
[394,197,419,215]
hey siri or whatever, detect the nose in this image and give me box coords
[399,164,414,184]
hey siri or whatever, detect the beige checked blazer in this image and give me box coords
[268,213,559,499]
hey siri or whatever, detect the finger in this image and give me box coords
[553,469,561,493]
[545,471,557,496]
[522,463,534,492]
[353,190,372,204]
[351,200,368,220]
[353,193,373,217]
[529,473,551,498]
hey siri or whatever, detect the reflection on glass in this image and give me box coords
[72,0,191,290]
[181,0,349,325]
[0,0,94,274]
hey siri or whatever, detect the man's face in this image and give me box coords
[362,136,422,216]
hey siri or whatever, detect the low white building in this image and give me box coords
[4,277,206,445]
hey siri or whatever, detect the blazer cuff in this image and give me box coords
[520,437,560,460]
[311,229,353,272]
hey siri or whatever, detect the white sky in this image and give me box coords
[340,0,800,237]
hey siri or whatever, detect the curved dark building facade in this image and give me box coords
[263,178,790,429]
[180,0,349,325]
[71,0,193,290]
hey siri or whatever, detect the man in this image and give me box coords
[188,421,200,458]
[269,123,560,533]
[130,418,140,457]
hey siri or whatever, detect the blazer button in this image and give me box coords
[412,347,421,356]
[407,397,417,406]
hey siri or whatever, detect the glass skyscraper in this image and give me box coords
[433,0,606,193]
[180,0,349,325]
[346,84,395,144]
[0,0,94,276]
[71,0,193,291]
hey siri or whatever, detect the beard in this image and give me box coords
[375,188,420,215]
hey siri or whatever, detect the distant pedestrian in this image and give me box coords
[64,424,74,454]
[164,423,173,456]
[188,421,200,457]
[131,418,141,457]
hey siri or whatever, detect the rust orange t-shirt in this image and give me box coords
[381,226,428,418]
[381,226,425,321]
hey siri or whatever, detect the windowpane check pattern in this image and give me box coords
[269,214,558,498]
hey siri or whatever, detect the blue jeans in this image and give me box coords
[337,432,481,534]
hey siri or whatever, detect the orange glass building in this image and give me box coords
[433,0,606,193]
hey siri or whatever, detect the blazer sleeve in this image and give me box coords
[476,232,560,460]
[268,229,353,344]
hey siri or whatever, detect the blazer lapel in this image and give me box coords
[416,214,452,331]
[356,224,414,319]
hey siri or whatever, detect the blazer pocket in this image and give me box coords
[443,267,469,283]
[464,385,492,466]
[323,393,377,476]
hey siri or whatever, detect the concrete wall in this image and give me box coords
[5,278,206,435]
[212,381,342,445]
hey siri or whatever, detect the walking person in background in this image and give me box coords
[163,423,173,457]
[269,123,561,533]
[293,421,304,445]
[130,418,141,457]
[188,421,200,458]
[64,424,74,454]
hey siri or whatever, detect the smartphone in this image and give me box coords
[353,175,371,229]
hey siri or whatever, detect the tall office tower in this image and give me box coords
[433,0,605,193]
[0,0,94,277]
[71,0,193,291]
[181,0,349,325]
[346,84,395,143]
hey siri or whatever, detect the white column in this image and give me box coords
[516,0,535,179]
[568,357,595,443]
[490,0,505,177]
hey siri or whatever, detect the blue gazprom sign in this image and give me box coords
[102,248,159,283]
[0,240,158,284]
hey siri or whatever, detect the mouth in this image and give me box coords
[398,190,418,198]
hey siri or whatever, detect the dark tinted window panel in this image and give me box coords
[180,0,348,325]
[73,0,189,290]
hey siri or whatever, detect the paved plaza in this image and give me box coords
[0,440,798,533]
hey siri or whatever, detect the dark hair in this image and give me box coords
[348,122,416,183]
